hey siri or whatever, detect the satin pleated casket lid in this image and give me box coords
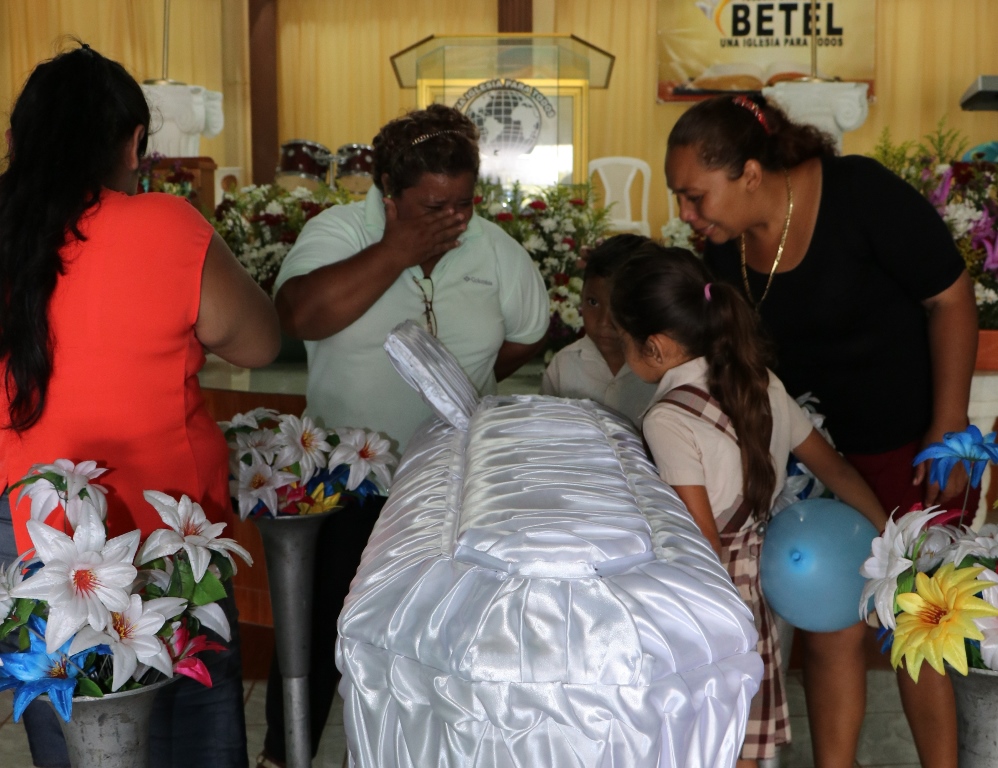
[334,321,763,768]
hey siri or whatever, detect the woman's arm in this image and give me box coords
[792,429,889,531]
[494,336,548,381]
[915,271,978,504]
[672,485,723,556]
[275,201,468,340]
[195,233,281,368]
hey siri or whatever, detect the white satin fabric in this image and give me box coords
[383,320,481,432]
[336,325,762,767]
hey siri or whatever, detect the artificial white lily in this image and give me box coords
[190,601,231,641]
[971,569,998,670]
[12,505,139,652]
[275,415,331,484]
[946,523,998,566]
[137,492,252,580]
[232,429,282,471]
[0,551,29,618]
[913,524,960,571]
[69,594,181,690]
[219,407,279,432]
[327,428,396,492]
[17,459,108,524]
[230,460,297,520]
[859,507,948,628]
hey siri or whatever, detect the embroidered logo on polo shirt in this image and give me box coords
[463,275,493,286]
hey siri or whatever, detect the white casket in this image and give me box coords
[335,322,762,768]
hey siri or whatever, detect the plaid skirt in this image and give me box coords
[719,527,790,761]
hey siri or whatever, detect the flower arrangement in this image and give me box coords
[872,124,998,328]
[860,425,998,681]
[138,153,196,200]
[220,408,396,519]
[211,184,352,295]
[474,181,612,355]
[0,460,250,721]
[659,217,701,252]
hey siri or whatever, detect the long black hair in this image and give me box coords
[0,43,150,431]
[612,243,777,518]
[668,94,836,178]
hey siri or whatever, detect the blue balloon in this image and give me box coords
[760,498,878,632]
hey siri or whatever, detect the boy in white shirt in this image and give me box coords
[540,235,657,425]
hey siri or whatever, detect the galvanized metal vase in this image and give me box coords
[52,676,176,768]
[952,666,998,767]
[254,510,334,768]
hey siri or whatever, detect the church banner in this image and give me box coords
[657,0,875,101]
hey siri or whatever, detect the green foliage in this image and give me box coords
[0,598,37,640]
[871,127,916,179]
[919,118,969,165]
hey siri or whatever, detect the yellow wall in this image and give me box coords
[0,0,248,172]
[548,0,998,236]
[0,0,995,238]
[275,0,498,168]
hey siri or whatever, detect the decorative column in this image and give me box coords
[141,84,225,157]
[762,81,870,152]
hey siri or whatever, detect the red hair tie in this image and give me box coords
[733,95,771,135]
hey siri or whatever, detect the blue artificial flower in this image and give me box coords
[324,464,380,501]
[913,425,998,489]
[0,615,100,722]
[876,624,893,656]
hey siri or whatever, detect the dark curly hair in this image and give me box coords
[611,243,777,520]
[0,43,150,431]
[371,104,480,196]
[668,94,837,179]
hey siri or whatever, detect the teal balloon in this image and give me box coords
[760,498,878,632]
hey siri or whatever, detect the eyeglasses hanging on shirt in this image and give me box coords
[411,275,437,337]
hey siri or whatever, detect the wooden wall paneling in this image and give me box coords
[499,0,533,32]
[249,0,279,184]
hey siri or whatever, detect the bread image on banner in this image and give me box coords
[657,0,875,101]
[691,61,813,91]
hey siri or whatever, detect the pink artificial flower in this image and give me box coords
[983,236,998,274]
[971,209,997,252]
[928,167,953,213]
[166,621,226,688]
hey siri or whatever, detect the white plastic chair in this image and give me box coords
[588,156,652,237]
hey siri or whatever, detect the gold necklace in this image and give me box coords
[740,170,793,308]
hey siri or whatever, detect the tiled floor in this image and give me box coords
[0,679,348,768]
[0,668,918,768]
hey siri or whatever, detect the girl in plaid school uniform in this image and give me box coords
[610,243,887,768]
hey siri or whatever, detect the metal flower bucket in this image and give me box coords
[952,666,998,767]
[50,676,176,768]
[255,509,334,768]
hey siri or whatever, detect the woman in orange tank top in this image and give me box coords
[0,45,281,768]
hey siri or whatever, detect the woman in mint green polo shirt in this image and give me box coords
[259,105,549,768]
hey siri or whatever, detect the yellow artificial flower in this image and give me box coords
[891,563,998,682]
[296,484,341,516]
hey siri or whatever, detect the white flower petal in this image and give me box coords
[191,602,231,641]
